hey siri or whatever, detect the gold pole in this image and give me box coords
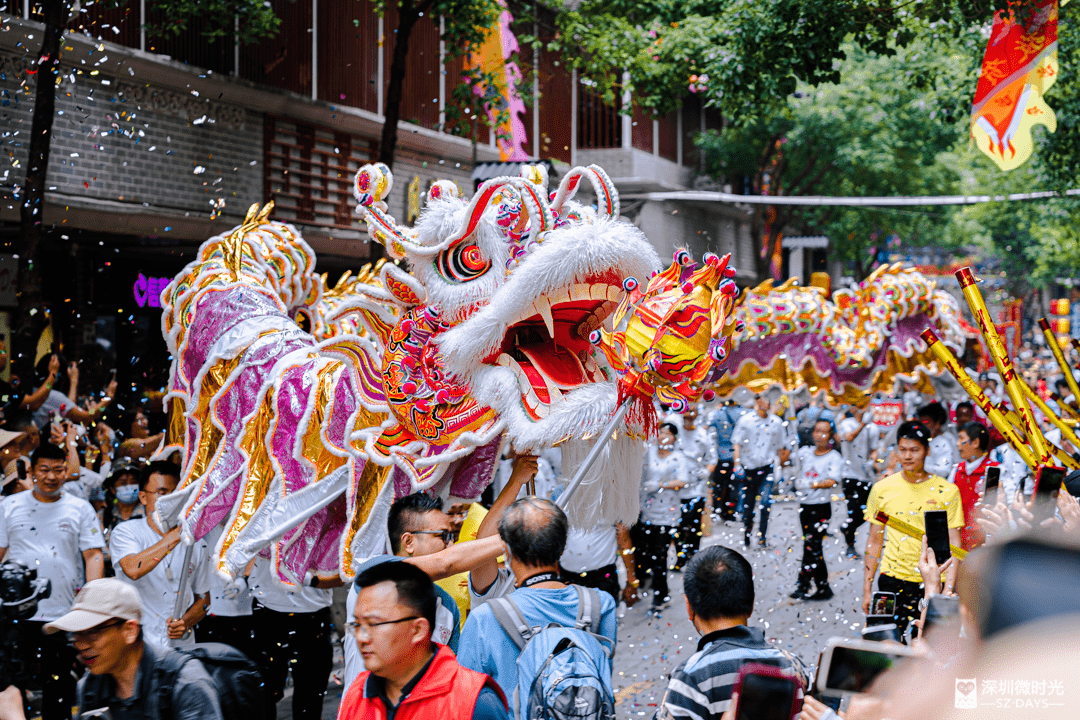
[996,401,1079,470]
[873,511,968,561]
[1051,393,1080,422]
[955,268,1051,466]
[1021,382,1080,455]
[1039,318,1080,406]
[921,329,1036,468]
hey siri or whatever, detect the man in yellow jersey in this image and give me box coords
[863,420,963,637]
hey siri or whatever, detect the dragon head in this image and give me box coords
[355,163,659,456]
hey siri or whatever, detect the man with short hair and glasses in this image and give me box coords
[342,473,536,695]
[109,461,211,649]
[44,577,223,720]
[338,561,508,719]
[0,442,105,720]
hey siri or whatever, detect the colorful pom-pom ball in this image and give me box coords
[401,381,417,395]
[674,249,691,266]
[434,388,450,404]
[623,277,639,292]
[723,266,737,278]
[703,389,716,402]
[589,329,603,345]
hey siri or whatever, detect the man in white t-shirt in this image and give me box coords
[731,394,787,547]
[110,461,211,649]
[671,406,717,568]
[0,442,105,720]
[195,525,255,659]
[250,556,335,720]
[559,523,638,608]
[837,406,879,559]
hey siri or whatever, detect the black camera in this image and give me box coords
[0,561,51,691]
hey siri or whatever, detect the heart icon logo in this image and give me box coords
[957,681,975,696]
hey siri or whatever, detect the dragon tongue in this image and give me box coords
[520,345,587,390]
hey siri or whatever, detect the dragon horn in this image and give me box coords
[550,165,620,219]
[444,175,555,248]
[354,163,414,258]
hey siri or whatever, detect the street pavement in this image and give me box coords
[283,494,868,719]
[615,495,873,717]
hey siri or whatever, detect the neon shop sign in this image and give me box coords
[132,273,172,308]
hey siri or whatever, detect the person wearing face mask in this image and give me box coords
[0,442,105,720]
[109,461,211,650]
[101,463,144,533]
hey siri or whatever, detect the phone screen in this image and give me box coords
[924,594,960,635]
[983,466,1000,506]
[860,624,902,643]
[736,672,797,720]
[924,510,951,564]
[1034,466,1064,521]
[869,592,896,618]
[823,646,911,695]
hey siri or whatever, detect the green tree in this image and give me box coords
[544,0,1033,125]
[370,0,506,168]
[14,0,278,376]
[697,41,977,280]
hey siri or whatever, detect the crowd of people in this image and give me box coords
[2,340,1079,720]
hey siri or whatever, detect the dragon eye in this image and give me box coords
[435,243,490,283]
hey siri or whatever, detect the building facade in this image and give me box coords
[1,1,756,385]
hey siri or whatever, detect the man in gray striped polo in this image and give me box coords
[655,546,807,719]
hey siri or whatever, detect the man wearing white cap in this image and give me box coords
[43,577,223,720]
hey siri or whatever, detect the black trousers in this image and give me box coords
[560,563,620,606]
[797,503,832,589]
[675,496,705,568]
[711,460,736,519]
[14,619,78,720]
[741,465,773,543]
[877,574,924,639]
[634,522,674,605]
[252,604,334,720]
[841,477,873,546]
[196,613,257,662]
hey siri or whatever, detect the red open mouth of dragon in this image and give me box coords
[482,273,624,419]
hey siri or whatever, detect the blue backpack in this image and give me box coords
[490,586,615,720]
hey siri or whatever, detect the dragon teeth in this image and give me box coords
[537,298,556,338]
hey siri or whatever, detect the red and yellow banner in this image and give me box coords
[971,0,1061,171]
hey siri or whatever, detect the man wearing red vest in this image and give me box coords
[337,560,508,720]
[948,421,997,550]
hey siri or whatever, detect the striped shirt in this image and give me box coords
[655,625,807,720]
